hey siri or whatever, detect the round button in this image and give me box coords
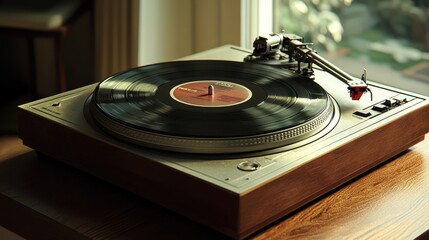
[237,161,260,171]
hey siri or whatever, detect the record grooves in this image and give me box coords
[89,60,338,153]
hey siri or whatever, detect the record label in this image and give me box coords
[170,80,252,107]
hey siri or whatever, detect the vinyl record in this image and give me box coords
[89,60,338,153]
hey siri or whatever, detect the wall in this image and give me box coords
[138,0,241,65]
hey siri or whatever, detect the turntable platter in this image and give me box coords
[88,60,338,153]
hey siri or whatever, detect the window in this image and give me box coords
[271,0,429,94]
[240,0,273,49]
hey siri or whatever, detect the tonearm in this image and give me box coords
[245,33,371,100]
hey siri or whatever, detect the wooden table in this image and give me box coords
[1,134,429,240]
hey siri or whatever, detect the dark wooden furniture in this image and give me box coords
[0,0,90,97]
[1,134,429,239]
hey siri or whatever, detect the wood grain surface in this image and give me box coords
[1,134,429,239]
[252,136,429,240]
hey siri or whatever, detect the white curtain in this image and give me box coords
[93,0,240,78]
[138,0,241,65]
[94,0,139,81]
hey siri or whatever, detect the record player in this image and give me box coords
[18,33,429,239]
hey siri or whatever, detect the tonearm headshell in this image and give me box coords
[245,33,371,100]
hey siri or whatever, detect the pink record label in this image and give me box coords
[170,80,252,107]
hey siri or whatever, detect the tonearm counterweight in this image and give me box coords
[245,33,371,100]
